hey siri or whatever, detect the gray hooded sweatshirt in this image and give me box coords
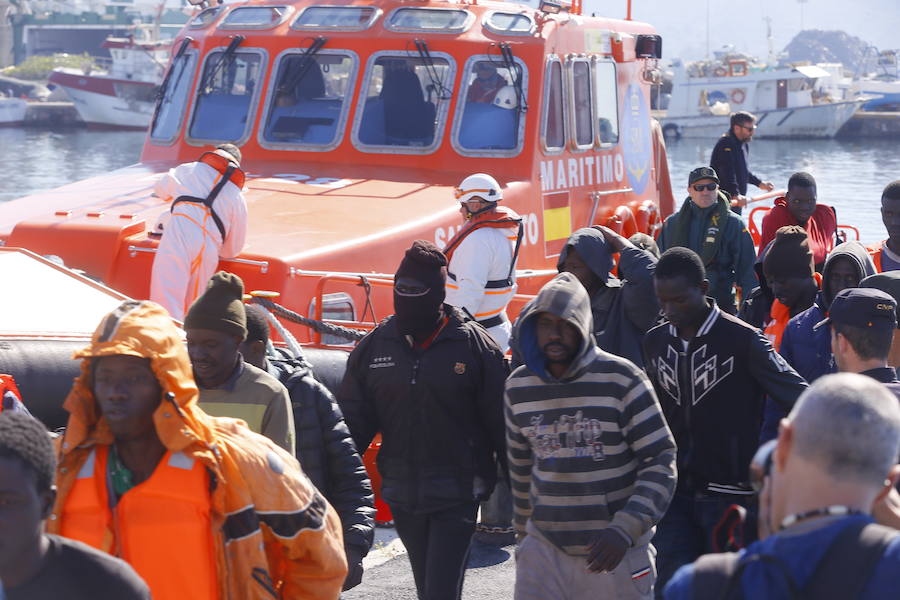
[505,272,677,556]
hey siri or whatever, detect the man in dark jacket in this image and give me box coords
[556,226,658,367]
[239,305,374,591]
[657,166,758,314]
[338,240,508,600]
[709,111,774,213]
[643,247,807,597]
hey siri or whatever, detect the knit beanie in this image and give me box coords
[763,225,815,280]
[183,271,248,340]
[395,240,448,291]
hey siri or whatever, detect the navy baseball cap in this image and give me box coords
[814,288,897,331]
[860,271,900,329]
[689,166,719,185]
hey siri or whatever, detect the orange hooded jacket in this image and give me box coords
[47,301,347,599]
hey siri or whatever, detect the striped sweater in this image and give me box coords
[506,272,676,556]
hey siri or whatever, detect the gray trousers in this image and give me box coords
[514,521,656,600]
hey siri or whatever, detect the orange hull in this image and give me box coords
[0,0,674,343]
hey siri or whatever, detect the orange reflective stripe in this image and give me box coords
[484,288,513,295]
[61,446,219,600]
[474,306,504,318]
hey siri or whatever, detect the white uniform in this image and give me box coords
[445,226,518,351]
[149,161,248,320]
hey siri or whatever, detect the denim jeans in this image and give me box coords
[652,491,756,599]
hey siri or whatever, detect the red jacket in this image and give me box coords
[759,198,836,267]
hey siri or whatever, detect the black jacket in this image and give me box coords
[267,354,375,557]
[337,306,508,513]
[710,131,761,204]
[642,302,807,495]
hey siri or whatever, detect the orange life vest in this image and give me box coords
[0,374,22,412]
[868,242,884,272]
[443,206,523,288]
[763,299,791,351]
[61,445,219,600]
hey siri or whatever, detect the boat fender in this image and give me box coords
[731,88,746,104]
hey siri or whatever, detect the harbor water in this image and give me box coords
[1,128,898,244]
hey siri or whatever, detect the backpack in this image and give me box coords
[692,521,898,600]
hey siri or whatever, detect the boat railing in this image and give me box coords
[282,267,553,348]
[747,191,860,248]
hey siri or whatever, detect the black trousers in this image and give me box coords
[390,501,479,600]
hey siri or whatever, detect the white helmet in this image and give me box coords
[492,86,518,110]
[455,173,503,204]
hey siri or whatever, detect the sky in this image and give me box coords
[583,0,898,63]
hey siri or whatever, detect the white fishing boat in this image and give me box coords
[658,55,866,139]
[0,96,27,125]
[47,25,169,129]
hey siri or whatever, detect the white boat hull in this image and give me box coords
[0,98,27,125]
[48,70,155,130]
[659,100,864,139]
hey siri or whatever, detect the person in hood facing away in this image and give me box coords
[0,411,151,600]
[556,226,659,367]
[759,226,819,351]
[507,272,676,600]
[48,300,347,600]
[867,180,900,272]
[187,271,295,455]
[657,166,757,314]
[642,247,807,598]
[759,172,837,271]
[149,144,248,321]
[240,304,375,591]
[337,240,508,600]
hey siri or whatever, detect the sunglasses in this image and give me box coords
[692,183,718,192]
[395,282,431,297]
[740,124,757,131]
[749,440,776,493]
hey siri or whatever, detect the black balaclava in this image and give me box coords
[393,240,448,336]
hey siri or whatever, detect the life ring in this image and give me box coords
[713,66,728,77]
[731,88,746,104]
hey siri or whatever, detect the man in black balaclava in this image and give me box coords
[393,240,449,342]
[338,240,509,600]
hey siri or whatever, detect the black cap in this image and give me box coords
[689,166,719,185]
[860,271,900,329]
[814,288,897,331]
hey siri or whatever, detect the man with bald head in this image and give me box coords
[664,373,900,599]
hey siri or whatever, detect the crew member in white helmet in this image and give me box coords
[149,143,248,321]
[443,173,523,352]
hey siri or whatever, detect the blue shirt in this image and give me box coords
[664,515,900,600]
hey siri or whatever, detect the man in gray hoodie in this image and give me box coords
[506,272,677,600]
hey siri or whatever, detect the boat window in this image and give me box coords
[293,6,379,30]
[542,59,565,151]
[571,60,593,148]
[189,50,264,142]
[353,54,454,153]
[221,6,290,29]
[188,6,224,29]
[385,7,472,33]
[151,51,198,142]
[484,11,534,35]
[593,60,618,145]
[261,51,357,149]
[454,58,526,155]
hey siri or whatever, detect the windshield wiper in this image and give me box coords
[278,36,327,96]
[499,42,527,112]
[151,36,193,131]
[199,35,245,96]
[414,39,452,100]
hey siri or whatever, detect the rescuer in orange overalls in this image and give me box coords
[149,144,248,321]
[48,300,347,600]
